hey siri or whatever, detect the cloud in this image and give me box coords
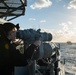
[67,21,72,25]
[40,20,46,23]
[52,29,76,42]
[39,22,76,42]
[52,22,76,42]
[59,22,69,32]
[73,27,76,30]
[67,0,76,9]
[30,0,52,9]
[29,18,36,21]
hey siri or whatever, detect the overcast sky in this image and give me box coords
[10,0,76,43]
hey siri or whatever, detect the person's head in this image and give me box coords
[3,22,18,41]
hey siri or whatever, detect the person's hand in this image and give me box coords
[33,40,41,47]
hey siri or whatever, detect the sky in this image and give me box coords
[9,0,76,43]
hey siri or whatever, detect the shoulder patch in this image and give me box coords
[5,43,9,49]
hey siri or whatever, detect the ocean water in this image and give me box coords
[59,43,76,75]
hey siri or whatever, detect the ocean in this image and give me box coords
[58,43,76,75]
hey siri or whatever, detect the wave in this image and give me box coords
[59,43,76,75]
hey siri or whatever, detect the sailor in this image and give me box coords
[0,22,41,75]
